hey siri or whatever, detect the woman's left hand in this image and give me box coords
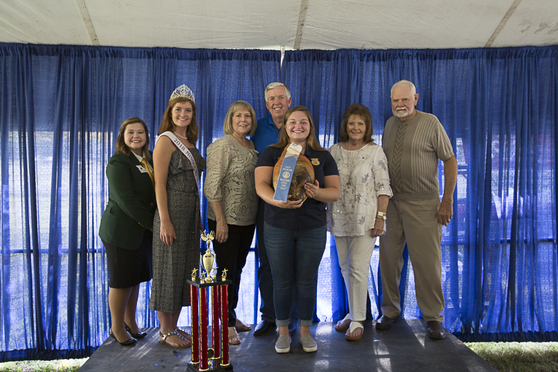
[303,180,320,199]
[273,198,303,209]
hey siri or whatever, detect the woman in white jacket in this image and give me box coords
[327,103,393,341]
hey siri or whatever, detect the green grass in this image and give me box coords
[465,342,558,372]
[0,343,557,371]
[0,358,87,372]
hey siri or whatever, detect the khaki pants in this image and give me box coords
[335,230,377,322]
[379,197,444,322]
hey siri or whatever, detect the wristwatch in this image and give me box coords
[376,211,387,221]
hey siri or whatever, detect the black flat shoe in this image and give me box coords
[125,323,147,339]
[109,328,137,346]
[375,315,397,330]
[253,320,276,337]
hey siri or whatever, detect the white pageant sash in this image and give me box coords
[159,131,200,189]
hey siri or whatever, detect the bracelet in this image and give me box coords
[376,211,387,221]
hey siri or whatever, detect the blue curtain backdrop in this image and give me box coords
[282,47,558,341]
[0,43,557,360]
[0,44,280,360]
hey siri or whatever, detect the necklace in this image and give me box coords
[344,146,361,188]
[173,131,187,140]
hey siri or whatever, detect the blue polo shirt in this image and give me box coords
[251,115,282,154]
[255,145,339,230]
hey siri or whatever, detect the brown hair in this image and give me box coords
[272,106,325,151]
[223,100,257,137]
[157,97,198,143]
[115,117,150,160]
[339,103,373,143]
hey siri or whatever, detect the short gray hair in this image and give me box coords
[264,82,291,102]
[391,80,417,96]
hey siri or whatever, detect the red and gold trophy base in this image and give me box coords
[187,279,233,372]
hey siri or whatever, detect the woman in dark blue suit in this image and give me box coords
[99,117,156,346]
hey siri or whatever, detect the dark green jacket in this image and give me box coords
[99,151,156,250]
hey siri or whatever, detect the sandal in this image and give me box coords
[175,327,192,341]
[235,319,251,332]
[228,327,241,345]
[345,321,364,341]
[334,315,351,333]
[159,330,191,348]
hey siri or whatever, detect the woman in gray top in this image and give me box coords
[204,100,259,345]
[150,85,205,349]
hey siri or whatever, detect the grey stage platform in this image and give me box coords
[78,319,496,371]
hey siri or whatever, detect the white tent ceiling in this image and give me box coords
[0,0,557,50]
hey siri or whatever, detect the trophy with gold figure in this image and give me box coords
[201,230,217,283]
[188,230,233,372]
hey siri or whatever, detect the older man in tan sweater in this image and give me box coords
[377,80,458,340]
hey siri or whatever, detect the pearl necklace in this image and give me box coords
[173,131,187,140]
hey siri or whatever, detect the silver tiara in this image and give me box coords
[169,84,195,103]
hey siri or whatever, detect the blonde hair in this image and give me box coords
[222,101,257,137]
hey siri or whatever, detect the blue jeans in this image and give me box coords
[256,200,298,323]
[264,223,326,327]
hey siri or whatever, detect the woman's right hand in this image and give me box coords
[160,220,177,246]
[215,219,229,243]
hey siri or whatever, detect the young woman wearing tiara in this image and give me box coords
[149,85,206,348]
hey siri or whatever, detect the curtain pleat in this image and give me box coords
[0,44,281,360]
[281,47,558,341]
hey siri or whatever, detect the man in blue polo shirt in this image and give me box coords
[251,82,298,336]
[252,82,291,153]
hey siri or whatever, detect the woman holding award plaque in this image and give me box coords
[204,100,259,345]
[327,103,392,341]
[254,106,340,354]
[149,85,206,349]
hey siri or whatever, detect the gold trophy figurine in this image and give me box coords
[201,230,216,283]
[191,268,198,282]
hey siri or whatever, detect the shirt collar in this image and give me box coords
[132,151,144,163]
